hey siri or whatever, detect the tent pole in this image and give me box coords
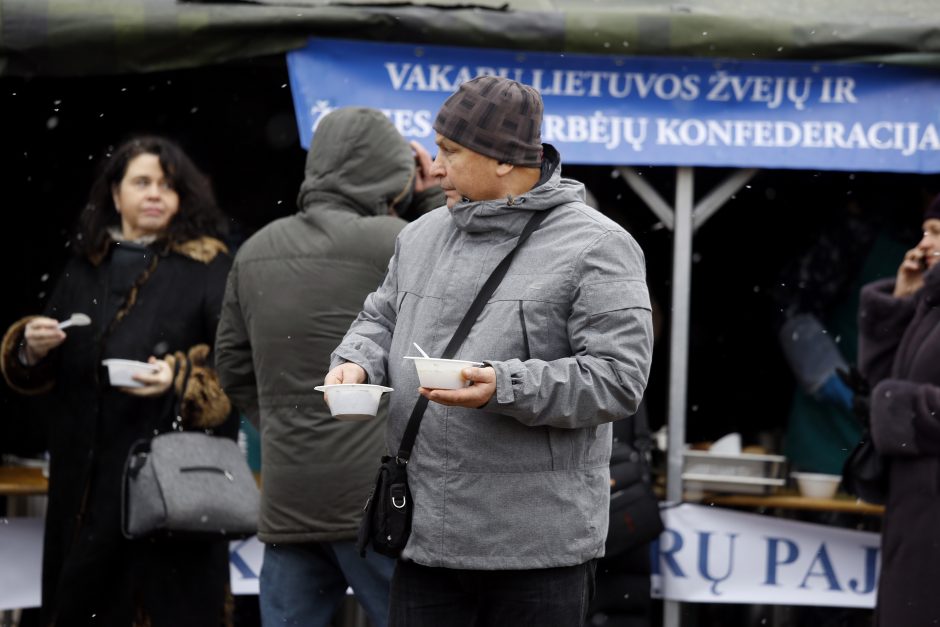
[666,166,693,503]
[618,166,752,626]
[663,166,694,627]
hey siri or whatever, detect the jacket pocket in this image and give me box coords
[545,424,611,471]
[486,273,571,362]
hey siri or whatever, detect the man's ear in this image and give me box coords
[495,162,514,177]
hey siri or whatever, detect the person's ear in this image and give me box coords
[112,184,122,212]
[495,162,514,177]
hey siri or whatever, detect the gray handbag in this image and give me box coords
[121,359,259,539]
[122,431,260,539]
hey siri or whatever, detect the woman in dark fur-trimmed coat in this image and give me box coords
[858,195,940,627]
[1,136,237,627]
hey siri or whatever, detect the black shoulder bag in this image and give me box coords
[605,404,664,557]
[836,367,888,505]
[357,209,551,558]
[840,368,887,504]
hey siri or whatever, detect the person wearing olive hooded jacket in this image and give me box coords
[215,107,442,627]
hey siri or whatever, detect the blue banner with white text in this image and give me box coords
[287,38,940,173]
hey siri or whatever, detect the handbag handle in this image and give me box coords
[166,354,192,433]
[396,209,552,462]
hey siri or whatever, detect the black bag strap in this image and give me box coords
[161,354,191,433]
[628,403,655,484]
[396,209,551,461]
[630,403,652,448]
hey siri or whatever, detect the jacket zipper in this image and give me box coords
[518,300,530,361]
[181,466,234,481]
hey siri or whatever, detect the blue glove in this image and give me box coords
[815,373,854,412]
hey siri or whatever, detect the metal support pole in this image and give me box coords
[692,168,758,232]
[663,166,695,627]
[666,166,694,504]
[618,166,757,627]
[618,166,675,230]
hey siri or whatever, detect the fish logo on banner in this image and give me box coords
[310,100,336,131]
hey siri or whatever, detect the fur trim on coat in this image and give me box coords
[164,344,231,430]
[170,237,229,264]
[1,316,56,395]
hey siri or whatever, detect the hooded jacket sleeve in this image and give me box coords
[329,240,401,385]
[215,260,260,428]
[487,230,653,428]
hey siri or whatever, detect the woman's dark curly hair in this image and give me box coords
[76,136,226,259]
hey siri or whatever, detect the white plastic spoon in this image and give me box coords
[58,313,92,330]
[413,342,431,359]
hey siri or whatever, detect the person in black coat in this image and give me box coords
[857,193,940,626]
[1,136,237,627]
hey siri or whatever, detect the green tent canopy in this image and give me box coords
[2,0,940,77]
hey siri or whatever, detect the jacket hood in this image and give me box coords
[447,144,585,235]
[296,107,416,218]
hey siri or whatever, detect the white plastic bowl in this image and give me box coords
[314,384,393,421]
[791,472,841,499]
[101,359,158,388]
[404,356,484,390]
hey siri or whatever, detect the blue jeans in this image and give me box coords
[388,559,597,627]
[259,541,395,627]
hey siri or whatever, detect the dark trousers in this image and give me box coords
[388,559,596,627]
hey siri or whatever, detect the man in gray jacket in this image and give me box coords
[215,107,440,627]
[325,77,653,626]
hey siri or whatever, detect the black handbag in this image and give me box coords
[842,434,887,505]
[605,406,664,557]
[356,208,552,558]
[838,369,888,505]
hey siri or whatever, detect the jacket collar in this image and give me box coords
[446,144,583,236]
[922,263,940,306]
[88,235,228,266]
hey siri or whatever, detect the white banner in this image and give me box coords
[0,518,43,610]
[229,535,263,595]
[652,503,880,608]
[0,518,264,609]
[2,508,881,610]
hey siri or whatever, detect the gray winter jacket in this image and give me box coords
[216,108,423,543]
[331,145,653,569]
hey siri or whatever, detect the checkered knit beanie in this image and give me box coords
[433,75,543,167]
